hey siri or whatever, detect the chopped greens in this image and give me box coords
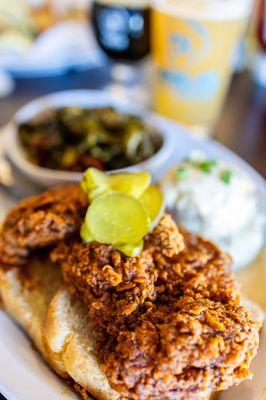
[176,159,217,179]
[198,160,217,173]
[176,166,189,179]
[19,106,162,172]
[220,169,233,184]
[176,157,233,186]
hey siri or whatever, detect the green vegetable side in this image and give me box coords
[19,107,162,172]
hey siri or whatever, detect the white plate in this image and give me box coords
[0,312,76,400]
[0,108,265,400]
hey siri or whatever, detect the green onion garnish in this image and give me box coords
[220,169,233,184]
[176,166,189,179]
[198,160,217,173]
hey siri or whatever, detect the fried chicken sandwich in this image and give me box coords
[0,169,261,400]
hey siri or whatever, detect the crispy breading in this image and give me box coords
[56,214,260,400]
[147,214,185,257]
[73,383,95,400]
[0,185,88,265]
[105,296,259,400]
[51,241,156,335]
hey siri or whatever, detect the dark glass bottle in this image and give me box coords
[91,1,150,62]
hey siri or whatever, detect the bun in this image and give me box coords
[0,256,61,362]
[0,255,119,399]
[45,287,119,400]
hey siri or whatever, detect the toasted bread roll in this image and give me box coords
[45,287,119,400]
[0,255,119,399]
[0,255,61,355]
[0,255,63,374]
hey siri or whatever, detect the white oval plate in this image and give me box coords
[0,107,265,400]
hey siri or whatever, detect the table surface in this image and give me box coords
[0,67,265,400]
[214,71,266,178]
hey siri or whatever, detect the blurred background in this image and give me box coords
[0,0,265,176]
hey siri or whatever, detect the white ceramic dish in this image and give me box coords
[0,102,265,400]
[5,90,177,187]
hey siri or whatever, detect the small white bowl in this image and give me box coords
[5,90,177,187]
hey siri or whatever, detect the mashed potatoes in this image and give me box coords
[161,153,264,270]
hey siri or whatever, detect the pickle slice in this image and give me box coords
[80,222,94,244]
[81,168,108,200]
[116,240,144,257]
[140,184,164,227]
[108,171,150,198]
[86,193,150,245]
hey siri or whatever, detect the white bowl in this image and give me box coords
[5,90,177,187]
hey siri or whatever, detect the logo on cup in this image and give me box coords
[169,21,211,63]
[160,70,220,102]
[162,20,220,101]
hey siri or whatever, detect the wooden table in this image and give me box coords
[0,68,265,400]
[214,71,266,178]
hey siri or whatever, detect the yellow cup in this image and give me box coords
[151,0,253,134]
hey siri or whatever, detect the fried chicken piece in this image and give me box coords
[73,383,94,400]
[55,214,260,400]
[51,241,157,334]
[154,227,240,305]
[105,296,259,400]
[52,215,185,334]
[0,185,88,265]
